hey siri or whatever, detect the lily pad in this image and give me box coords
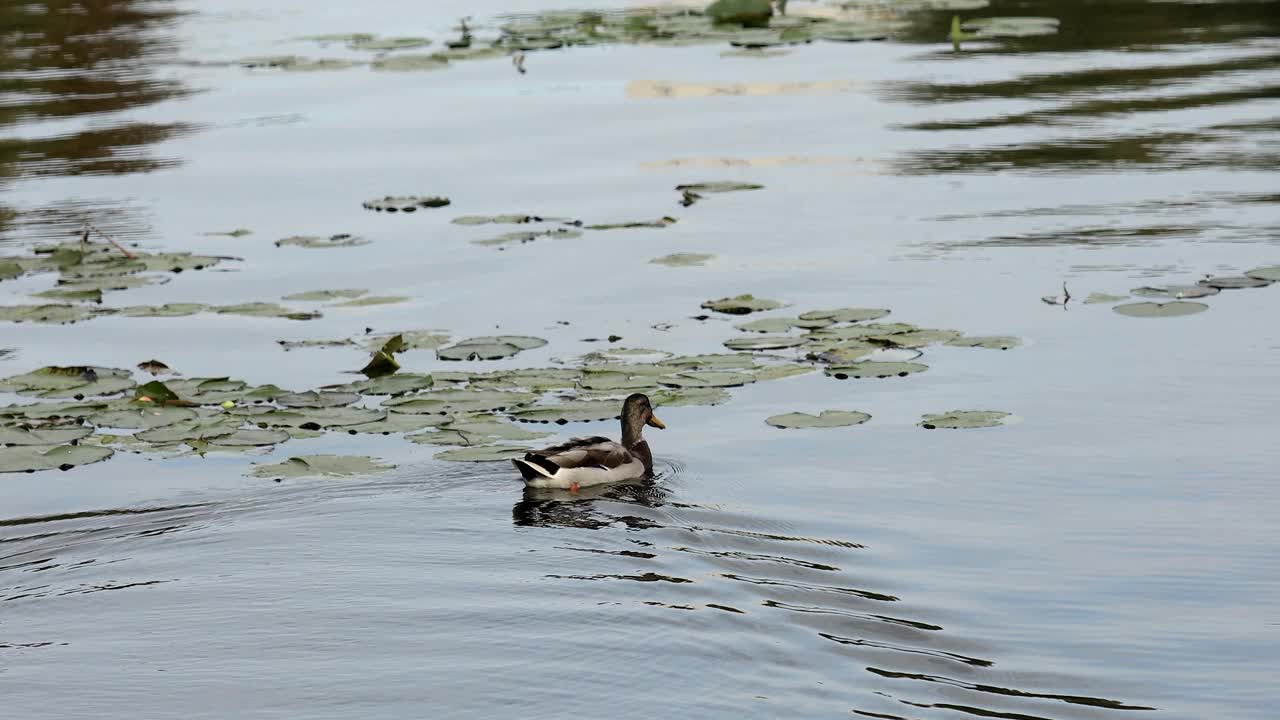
[0,366,132,395]
[660,371,755,388]
[207,428,291,447]
[386,389,536,415]
[676,181,764,194]
[1244,266,1280,282]
[277,391,360,409]
[0,426,95,445]
[283,289,368,302]
[661,353,758,370]
[577,372,661,392]
[702,294,784,315]
[584,217,677,231]
[510,401,619,424]
[807,323,919,342]
[961,16,1060,38]
[1083,292,1130,304]
[451,214,570,226]
[344,413,453,434]
[810,342,877,364]
[765,410,870,429]
[734,317,806,333]
[1199,275,1272,290]
[438,336,547,361]
[0,444,114,473]
[276,234,369,249]
[651,252,714,267]
[0,304,98,324]
[89,406,198,429]
[32,287,103,303]
[215,303,321,321]
[346,373,435,396]
[1131,285,1218,299]
[135,416,242,443]
[0,261,22,281]
[249,454,395,479]
[472,228,583,247]
[798,308,890,323]
[650,387,732,407]
[364,331,450,351]
[331,295,410,308]
[750,364,815,382]
[868,329,961,348]
[944,335,1021,350]
[362,196,451,212]
[433,445,529,462]
[723,335,807,351]
[349,36,431,51]
[1112,301,1209,318]
[920,410,1011,430]
[371,54,450,71]
[825,361,929,380]
[253,407,387,428]
[117,303,208,318]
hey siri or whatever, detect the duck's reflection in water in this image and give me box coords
[511,477,672,530]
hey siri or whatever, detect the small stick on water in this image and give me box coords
[83,222,136,259]
[512,51,526,75]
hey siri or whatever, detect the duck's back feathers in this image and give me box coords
[511,436,644,489]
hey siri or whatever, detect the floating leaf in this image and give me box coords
[660,371,754,388]
[1083,292,1130,304]
[438,336,547,361]
[385,389,536,415]
[724,335,806,351]
[734,317,804,333]
[0,444,113,473]
[650,387,732,407]
[0,304,98,324]
[920,410,1011,430]
[944,335,1021,350]
[676,181,764,194]
[433,445,529,462]
[277,391,360,409]
[1199,275,1271,290]
[203,228,252,237]
[362,196,451,212]
[117,303,208,318]
[0,366,131,395]
[253,407,386,428]
[135,416,241,443]
[1112,301,1208,318]
[651,252,714,267]
[1245,266,1280,282]
[344,413,452,434]
[661,353,758,370]
[371,54,450,71]
[807,322,918,342]
[275,234,369,249]
[1131,285,1218,299]
[278,338,357,350]
[209,428,291,447]
[215,303,320,321]
[750,364,815,382]
[249,454,395,479]
[706,0,772,26]
[961,16,1060,38]
[349,36,431,51]
[868,329,961,348]
[825,362,928,380]
[510,401,619,424]
[331,295,410,308]
[32,287,103,303]
[798,308,890,323]
[578,372,661,392]
[0,261,23,281]
[0,426,94,445]
[283,289,368,302]
[765,410,870,429]
[451,214,572,226]
[364,331,450,351]
[584,217,676,231]
[472,227,583,247]
[346,373,435,396]
[89,405,197,429]
[701,294,783,315]
[360,351,400,378]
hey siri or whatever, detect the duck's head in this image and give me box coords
[622,393,665,444]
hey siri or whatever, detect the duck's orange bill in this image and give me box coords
[647,414,666,429]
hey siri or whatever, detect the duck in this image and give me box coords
[512,393,666,491]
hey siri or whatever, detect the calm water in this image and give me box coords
[2,0,1278,718]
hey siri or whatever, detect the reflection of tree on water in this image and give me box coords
[512,478,671,530]
[0,0,191,239]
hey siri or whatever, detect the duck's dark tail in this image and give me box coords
[512,456,555,481]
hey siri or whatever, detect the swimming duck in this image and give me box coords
[512,393,666,491]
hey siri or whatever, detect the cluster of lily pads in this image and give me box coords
[1078,265,1278,318]
[0,291,1022,476]
[228,1,1052,75]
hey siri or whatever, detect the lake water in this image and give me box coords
[2,1,1278,718]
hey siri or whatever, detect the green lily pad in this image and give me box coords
[869,329,960,348]
[750,364,815,382]
[346,373,435,396]
[813,24,892,42]
[276,234,369,249]
[584,217,677,231]
[807,322,919,342]
[721,48,792,58]
[279,338,357,351]
[344,413,453,434]
[582,348,672,364]
[961,16,1060,38]
[117,303,208,318]
[706,0,772,26]
[330,295,410,308]
[702,294,783,315]
[472,368,583,392]
[371,54,450,71]
[249,454,395,479]
[765,410,870,429]
[362,196,451,212]
[433,445,529,462]
[660,353,758,370]
[798,308,890,323]
[577,372,661,392]
[0,304,98,324]
[735,317,806,333]
[446,417,552,441]
[215,303,321,321]
[349,36,431,51]
[1113,301,1209,318]
[31,287,103,303]
[385,389,536,415]
[1245,266,1280,282]
[300,33,376,43]
[825,362,929,380]
[660,371,755,388]
[651,252,714,267]
[277,391,360,409]
[0,366,132,395]
[451,214,571,226]
[135,416,241,443]
[1131,285,1218,299]
[203,228,252,237]
[89,405,198,429]
[0,261,22,281]
[364,331,450,351]
[676,181,764,194]
[920,410,1011,430]
[472,227,583,247]
[0,426,94,445]
[0,444,114,473]
[1083,292,1131,304]
[944,335,1021,350]
[283,289,368,302]
[437,336,547,361]
[510,401,619,424]
[39,375,137,399]
[253,407,387,428]
[724,335,806,351]
[208,428,291,447]
[810,342,877,364]
[1199,275,1271,290]
[650,387,732,407]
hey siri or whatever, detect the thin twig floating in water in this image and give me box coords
[82,222,136,259]
[512,51,526,75]
[1041,281,1071,307]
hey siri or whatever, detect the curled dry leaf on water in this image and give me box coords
[248,454,395,479]
[920,410,1011,430]
[1112,301,1209,318]
[765,410,871,429]
[701,294,784,315]
[360,334,409,378]
[275,234,369,249]
[362,196,451,212]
